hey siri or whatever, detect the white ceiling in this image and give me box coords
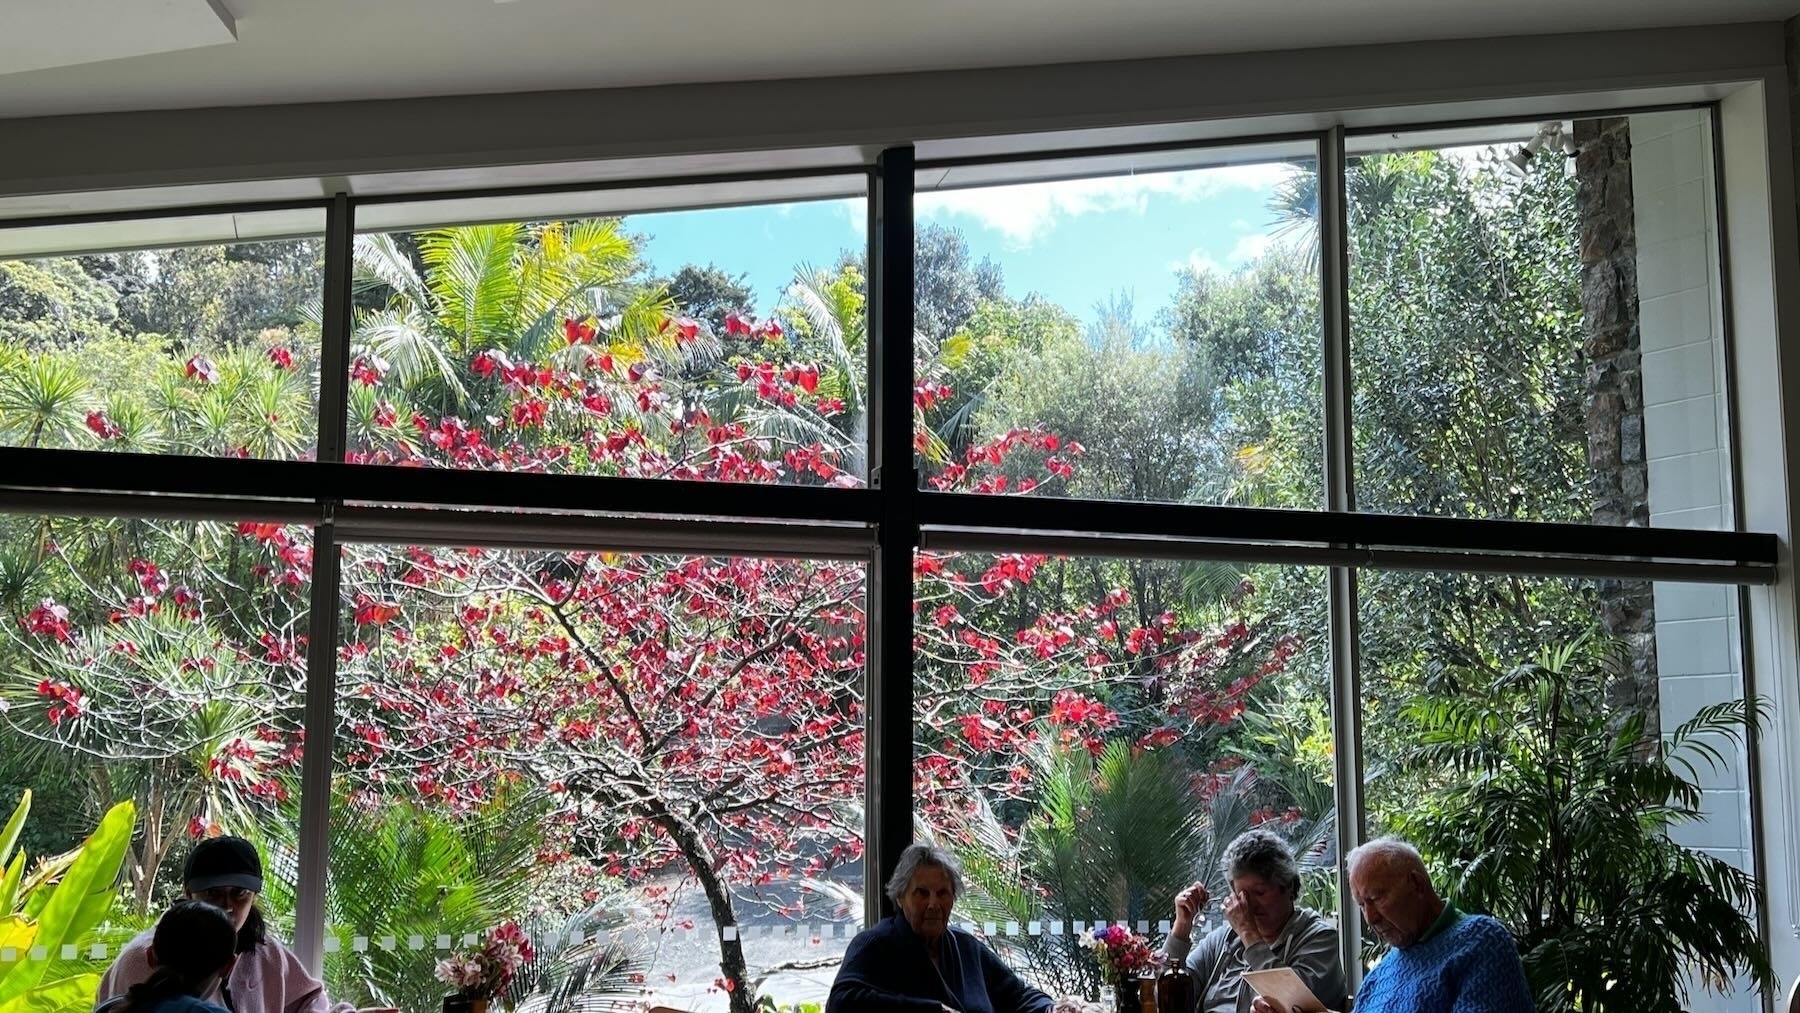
[1,0,1796,120]
[1,0,234,78]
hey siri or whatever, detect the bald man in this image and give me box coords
[1251,838,1532,1013]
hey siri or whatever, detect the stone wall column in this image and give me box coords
[1575,116,1659,729]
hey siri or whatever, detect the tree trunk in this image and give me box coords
[655,807,753,1013]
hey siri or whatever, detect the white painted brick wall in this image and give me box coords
[1632,109,1757,1013]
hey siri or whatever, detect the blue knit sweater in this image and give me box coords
[1355,910,1534,1013]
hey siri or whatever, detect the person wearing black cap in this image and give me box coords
[99,836,386,1013]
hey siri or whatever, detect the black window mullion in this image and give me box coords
[318,193,354,467]
[866,146,917,924]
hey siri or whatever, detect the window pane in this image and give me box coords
[328,545,866,1013]
[1359,569,1759,1011]
[914,552,1334,998]
[345,186,869,488]
[915,147,1324,508]
[0,212,326,460]
[0,514,312,999]
[1348,111,1732,529]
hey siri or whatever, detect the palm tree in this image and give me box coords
[0,356,94,449]
[351,221,673,421]
[1393,634,1773,1013]
[306,790,554,1013]
[946,741,1332,998]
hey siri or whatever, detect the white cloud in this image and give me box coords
[835,198,868,238]
[1169,250,1225,276]
[1226,232,1275,264]
[1168,229,1284,279]
[918,162,1289,246]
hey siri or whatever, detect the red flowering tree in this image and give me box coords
[0,518,312,908]
[334,546,863,1013]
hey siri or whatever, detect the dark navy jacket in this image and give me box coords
[827,915,1053,1013]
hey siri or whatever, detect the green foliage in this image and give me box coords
[0,794,136,1013]
[977,300,1218,504]
[0,356,94,449]
[1347,150,1585,523]
[660,263,754,335]
[914,223,1004,342]
[0,261,118,349]
[352,219,666,422]
[1392,636,1772,1013]
[315,791,553,1013]
[948,741,1332,997]
[111,242,324,347]
[500,911,643,1013]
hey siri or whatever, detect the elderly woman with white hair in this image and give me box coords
[827,843,1052,1013]
[1162,829,1346,1013]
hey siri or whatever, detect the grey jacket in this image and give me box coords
[1161,907,1347,1013]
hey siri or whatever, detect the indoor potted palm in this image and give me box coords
[1391,635,1773,1013]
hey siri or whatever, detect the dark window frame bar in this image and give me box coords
[0,449,1772,567]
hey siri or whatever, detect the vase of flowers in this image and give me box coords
[437,921,535,1013]
[1081,925,1156,1013]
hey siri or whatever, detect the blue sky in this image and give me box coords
[632,162,1299,328]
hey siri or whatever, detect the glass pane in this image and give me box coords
[0,211,326,460]
[914,146,1324,507]
[345,186,869,488]
[914,552,1334,1001]
[1348,111,1732,529]
[328,545,866,1013]
[1359,569,1759,1011]
[0,514,312,1001]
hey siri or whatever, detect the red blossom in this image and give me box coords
[564,317,597,345]
[267,346,294,369]
[184,356,220,384]
[24,599,73,642]
[511,398,549,428]
[86,411,124,440]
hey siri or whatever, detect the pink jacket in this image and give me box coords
[97,931,355,1013]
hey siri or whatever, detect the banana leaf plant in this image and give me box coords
[0,791,138,1013]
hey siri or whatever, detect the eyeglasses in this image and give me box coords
[194,887,256,906]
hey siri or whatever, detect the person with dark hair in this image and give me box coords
[1162,829,1345,1013]
[95,902,239,1013]
[828,843,1051,1013]
[98,836,386,1013]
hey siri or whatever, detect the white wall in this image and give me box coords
[1634,107,1765,1013]
[1634,107,1752,864]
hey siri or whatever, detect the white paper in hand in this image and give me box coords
[1241,968,1328,1013]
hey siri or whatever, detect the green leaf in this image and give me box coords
[0,801,134,1007]
[0,855,24,918]
[0,794,27,873]
[0,972,102,1013]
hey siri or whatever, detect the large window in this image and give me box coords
[326,543,866,1013]
[344,185,868,487]
[1348,112,1731,530]
[0,103,1776,1013]
[0,513,311,966]
[914,146,1324,507]
[0,212,326,460]
[915,553,1333,996]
